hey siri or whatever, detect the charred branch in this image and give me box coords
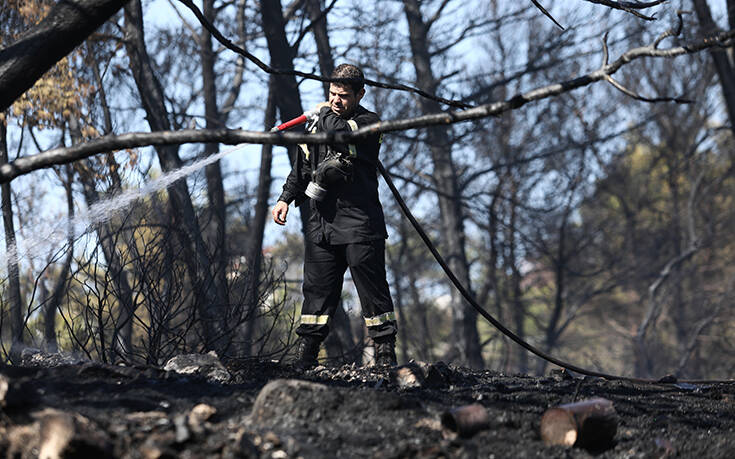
[0,0,129,112]
[583,0,667,20]
[533,0,667,29]
[2,26,733,184]
[531,1,565,30]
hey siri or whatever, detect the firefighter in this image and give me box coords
[271,63,397,369]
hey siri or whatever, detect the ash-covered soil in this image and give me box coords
[1,353,734,458]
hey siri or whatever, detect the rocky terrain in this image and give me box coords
[1,351,734,458]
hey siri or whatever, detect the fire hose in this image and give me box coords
[271,108,320,132]
[273,113,733,385]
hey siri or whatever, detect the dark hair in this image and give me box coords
[330,64,364,94]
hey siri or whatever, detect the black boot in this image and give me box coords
[374,339,397,367]
[294,336,321,370]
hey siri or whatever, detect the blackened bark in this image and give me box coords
[0,0,129,111]
[260,0,303,121]
[508,194,527,374]
[40,276,53,352]
[1,119,25,358]
[123,0,228,354]
[536,207,570,376]
[260,0,312,234]
[402,0,483,368]
[304,0,335,98]
[43,165,75,355]
[693,0,735,134]
[242,78,277,356]
[200,0,229,306]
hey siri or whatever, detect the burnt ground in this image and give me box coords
[1,353,734,458]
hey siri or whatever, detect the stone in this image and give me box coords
[163,351,231,383]
[188,403,216,434]
[390,363,425,389]
[20,350,87,367]
[250,379,342,424]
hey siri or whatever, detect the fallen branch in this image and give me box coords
[1,25,733,184]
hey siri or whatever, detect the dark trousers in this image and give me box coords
[296,238,397,342]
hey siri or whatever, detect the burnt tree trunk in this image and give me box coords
[536,205,571,376]
[0,0,128,111]
[199,0,229,309]
[123,0,228,355]
[42,165,75,355]
[304,0,335,98]
[260,0,311,234]
[507,185,527,374]
[693,0,735,135]
[242,78,277,356]
[1,119,25,359]
[402,0,483,368]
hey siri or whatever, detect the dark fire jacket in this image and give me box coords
[277,105,388,244]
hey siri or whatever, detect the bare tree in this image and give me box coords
[123,0,230,354]
[240,79,277,355]
[400,0,484,367]
[41,165,75,355]
[0,118,24,359]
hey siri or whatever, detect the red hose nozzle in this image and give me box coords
[271,108,320,132]
[271,114,308,132]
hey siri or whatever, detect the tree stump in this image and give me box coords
[441,403,490,438]
[540,397,617,450]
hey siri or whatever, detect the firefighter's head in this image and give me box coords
[329,64,365,117]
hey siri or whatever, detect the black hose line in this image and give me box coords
[378,161,733,385]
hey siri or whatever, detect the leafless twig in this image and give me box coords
[176,0,472,109]
[599,13,693,103]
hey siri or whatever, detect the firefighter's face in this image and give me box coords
[329,83,364,117]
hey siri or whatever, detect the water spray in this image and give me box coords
[0,143,250,274]
[1,109,315,273]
